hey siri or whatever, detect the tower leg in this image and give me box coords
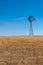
[29,22,33,36]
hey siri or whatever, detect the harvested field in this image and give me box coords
[0,36,43,65]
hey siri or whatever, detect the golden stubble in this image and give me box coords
[0,36,43,65]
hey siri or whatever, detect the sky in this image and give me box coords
[0,0,43,36]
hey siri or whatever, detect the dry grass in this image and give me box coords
[0,36,43,65]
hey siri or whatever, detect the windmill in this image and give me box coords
[28,16,35,36]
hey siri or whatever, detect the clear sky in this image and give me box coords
[0,0,43,36]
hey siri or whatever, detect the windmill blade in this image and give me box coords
[14,17,27,21]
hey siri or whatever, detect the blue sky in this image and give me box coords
[0,0,43,36]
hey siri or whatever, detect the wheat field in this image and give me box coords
[0,36,43,65]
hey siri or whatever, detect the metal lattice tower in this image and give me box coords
[28,16,35,36]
